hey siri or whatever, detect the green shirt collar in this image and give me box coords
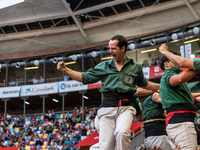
[108,55,134,68]
[164,67,181,73]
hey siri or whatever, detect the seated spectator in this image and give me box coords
[155,55,160,65]
[39,76,44,84]
[57,141,63,150]
[51,109,55,121]
[45,110,51,121]
[9,79,15,86]
[145,60,149,67]
[25,118,31,127]
[151,59,156,66]
[90,112,96,121]
[142,60,146,68]
[6,113,11,124]
[15,79,19,86]
[63,75,70,81]
[81,126,87,136]
[1,79,6,87]
[65,111,72,118]
[84,106,89,115]
[46,124,53,133]
[32,77,38,84]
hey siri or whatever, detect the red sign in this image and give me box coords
[150,65,164,79]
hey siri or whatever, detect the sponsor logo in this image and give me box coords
[60,83,66,90]
[125,76,133,84]
[25,88,31,93]
[2,90,20,95]
[25,86,54,94]
[154,67,160,72]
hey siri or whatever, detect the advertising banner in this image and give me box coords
[0,86,20,98]
[150,65,164,79]
[142,67,150,79]
[59,80,88,93]
[20,82,58,96]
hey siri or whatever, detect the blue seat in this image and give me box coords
[9,128,14,132]
[10,120,13,125]
[4,140,9,147]
[36,115,41,120]
[55,114,60,119]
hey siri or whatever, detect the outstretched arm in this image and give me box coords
[141,81,160,90]
[169,69,197,86]
[135,88,153,96]
[159,43,194,69]
[57,61,82,82]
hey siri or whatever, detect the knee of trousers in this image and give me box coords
[114,129,131,140]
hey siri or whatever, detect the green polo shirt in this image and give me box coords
[195,103,200,124]
[159,67,194,109]
[82,55,148,94]
[142,95,165,121]
[193,58,200,72]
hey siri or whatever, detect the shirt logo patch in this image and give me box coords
[125,76,133,84]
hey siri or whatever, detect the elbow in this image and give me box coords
[176,57,185,68]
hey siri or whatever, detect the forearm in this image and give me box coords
[135,87,153,96]
[170,69,197,86]
[64,68,82,82]
[141,81,160,90]
[162,51,194,69]
[191,93,200,97]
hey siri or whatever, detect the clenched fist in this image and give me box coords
[57,61,66,72]
[159,43,168,54]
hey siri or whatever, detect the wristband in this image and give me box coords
[193,97,197,104]
[153,90,159,93]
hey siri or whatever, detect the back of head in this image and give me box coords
[110,35,128,52]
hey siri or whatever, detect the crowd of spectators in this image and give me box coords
[142,56,161,68]
[0,76,45,87]
[0,107,97,149]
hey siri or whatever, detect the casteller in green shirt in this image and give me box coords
[193,58,200,72]
[82,55,148,94]
[159,67,194,110]
[142,95,165,121]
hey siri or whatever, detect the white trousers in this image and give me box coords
[90,106,135,150]
[166,122,197,150]
[144,135,172,150]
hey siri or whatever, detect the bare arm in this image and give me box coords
[169,69,197,86]
[159,43,194,69]
[135,87,153,96]
[57,61,82,82]
[141,81,160,90]
[191,93,200,98]
[152,92,162,104]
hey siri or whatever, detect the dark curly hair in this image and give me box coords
[159,51,179,71]
[110,35,128,52]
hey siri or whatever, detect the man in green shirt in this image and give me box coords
[159,49,198,150]
[159,43,200,72]
[57,35,160,150]
[142,92,172,150]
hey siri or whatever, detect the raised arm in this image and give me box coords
[169,69,197,86]
[57,61,82,82]
[159,43,194,69]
